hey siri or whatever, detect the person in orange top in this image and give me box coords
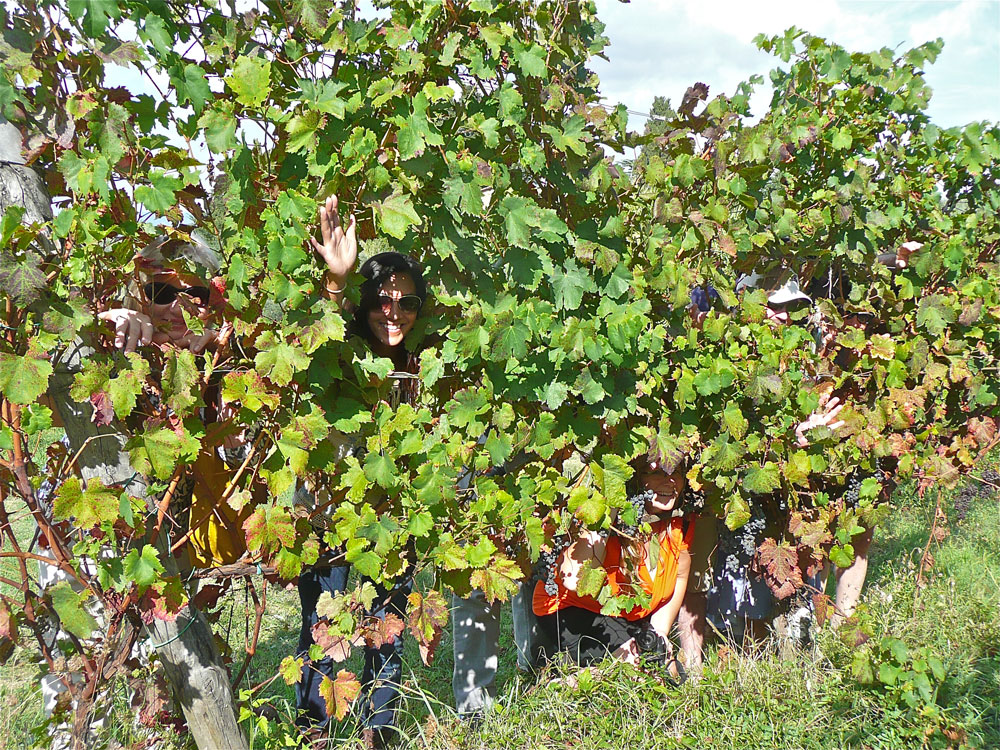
[532,459,695,670]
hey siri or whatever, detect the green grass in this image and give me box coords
[1,467,998,749]
[405,471,1000,750]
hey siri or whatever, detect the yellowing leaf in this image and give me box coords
[319,670,361,721]
[279,655,304,685]
[406,589,448,666]
[226,56,271,107]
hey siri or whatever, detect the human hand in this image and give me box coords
[896,241,922,268]
[157,328,220,355]
[878,241,922,270]
[795,396,846,447]
[98,309,154,352]
[687,304,708,330]
[309,194,357,288]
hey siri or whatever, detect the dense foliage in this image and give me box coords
[0,0,997,738]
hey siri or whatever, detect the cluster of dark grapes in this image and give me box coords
[686,487,706,512]
[533,536,572,596]
[617,489,655,537]
[843,473,864,509]
[842,458,888,510]
[716,515,766,576]
[954,469,999,522]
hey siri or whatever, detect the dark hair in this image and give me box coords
[349,251,427,347]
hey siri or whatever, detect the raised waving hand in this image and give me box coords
[310,194,358,293]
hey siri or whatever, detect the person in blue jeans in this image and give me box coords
[299,195,428,746]
[297,567,411,732]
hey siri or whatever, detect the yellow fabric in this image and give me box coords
[187,449,254,567]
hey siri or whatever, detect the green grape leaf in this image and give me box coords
[0,352,53,405]
[162,349,201,416]
[226,56,272,107]
[198,107,238,152]
[576,561,607,598]
[123,545,165,593]
[829,543,855,568]
[126,425,199,480]
[255,334,310,386]
[49,581,97,640]
[514,44,546,77]
[364,452,397,489]
[550,260,595,312]
[287,110,324,153]
[178,64,211,113]
[743,463,782,494]
[52,477,120,530]
[67,0,119,37]
[376,192,421,239]
[569,486,606,525]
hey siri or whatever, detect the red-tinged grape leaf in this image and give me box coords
[192,584,226,611]
[0,599,16,656]
[967,417,997,449]
[0,600,13,638]
[243,506,297,555]
[469,556,521,603]
[812,592,831,627]
[0,251,46,305]
[358,612,405,648]
[135,674,171,727]
[406,589,448,666]
[757,538,802,599]
[279,655,304,685]
[138,577,187,624]
[52,476,120,530]
[788,512,833,550]
[319,670,361,721]
[89,391,114,425]
[311,622,352,662]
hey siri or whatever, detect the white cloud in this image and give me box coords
[592,0,999,128]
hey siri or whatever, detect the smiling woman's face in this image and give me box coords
[366,272,418,353]
[146,270,213,336]
[637,469,685,513]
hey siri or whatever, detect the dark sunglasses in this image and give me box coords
[768,300,810,315]
[376,293,422,315]
[143,282,211,307]
[844,311,876,326]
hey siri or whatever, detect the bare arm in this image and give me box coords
[310,194,358,308]
[557,530,607,593]
[649,548,691,641]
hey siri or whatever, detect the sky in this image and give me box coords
[590,0,1000,132]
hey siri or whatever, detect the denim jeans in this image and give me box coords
[451,583,552,716]
[296,566,411,730]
